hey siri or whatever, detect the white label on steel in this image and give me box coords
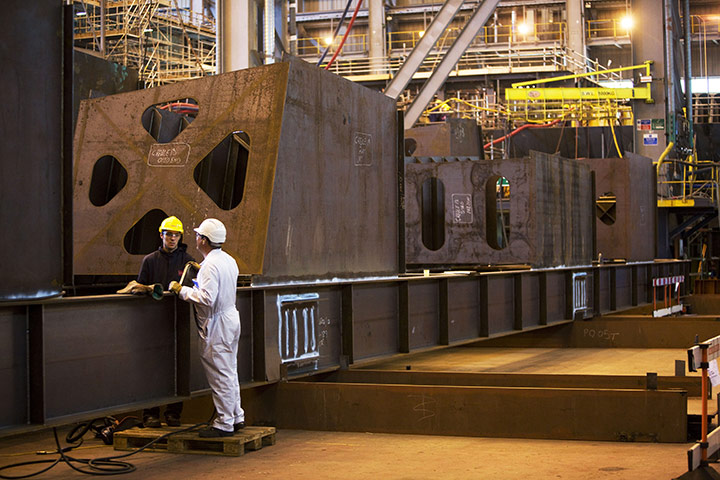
[353,132,372,166]
[451,194,473,224]
[147,142,191,166]
[710,359,720,387]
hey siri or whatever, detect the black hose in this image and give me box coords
[0,421,208,478]
[316,0,354,66]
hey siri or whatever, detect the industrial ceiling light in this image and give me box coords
[517,23,530,35]
[418,30,425,38]
[323,36,334,46]
[620,14,634,31]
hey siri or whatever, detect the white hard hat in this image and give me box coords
[194,218,227,244]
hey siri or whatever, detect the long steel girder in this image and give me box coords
[273,379,688,442]
[0,260,689,436]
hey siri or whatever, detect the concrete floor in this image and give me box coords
[0,426,703,479]
[1,345,716,479]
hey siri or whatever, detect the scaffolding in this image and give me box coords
[73,0,216,87]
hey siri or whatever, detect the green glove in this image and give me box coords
[169,281,182,295]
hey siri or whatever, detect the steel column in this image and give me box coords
[28,305,45,425]
[341,285,354,365]
[514,274,523,330]
[439,279,449,345]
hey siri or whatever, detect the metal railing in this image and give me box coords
[319,44,581,77]
[657,159,720,207]
[300,23,566,58]
[586,19,631,40]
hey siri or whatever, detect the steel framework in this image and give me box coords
[73,0,216,86]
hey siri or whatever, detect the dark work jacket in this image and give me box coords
[137,243,195,288]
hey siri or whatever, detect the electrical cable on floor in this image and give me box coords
[0,419,209,478]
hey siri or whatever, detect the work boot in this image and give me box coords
[234,422,245,432]
[143,415,161,428]
[165,413,181,427]
[198,427,234,438]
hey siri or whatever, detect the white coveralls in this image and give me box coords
[179,248,244,432]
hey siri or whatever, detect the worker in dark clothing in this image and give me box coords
[138,215,195,428]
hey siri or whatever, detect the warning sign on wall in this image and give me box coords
[637,119,651,131]
[643,133,658,146]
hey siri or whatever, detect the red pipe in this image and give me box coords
[324,0,364,70]
[483,118,563,150]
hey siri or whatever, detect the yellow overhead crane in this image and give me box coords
[504,61,654,127]
[505,61,654,103]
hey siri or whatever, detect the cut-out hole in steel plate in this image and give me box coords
[141,98,198,143]
[596,192,617,225]
[89,155,128,207]
[194,131,250,211]
[486,175,510,250]
[124,209,168,255]
[421,177,445,251]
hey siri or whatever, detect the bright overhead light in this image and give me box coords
[418,30,425,38]
[323,36,334,46]
[517,23,530,35]
[75,11,87,17]
[620,14,634,31]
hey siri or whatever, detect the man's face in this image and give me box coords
[195,232,203,250]
[161,231,181,252]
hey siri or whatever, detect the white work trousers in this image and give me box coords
[199,309,244,432]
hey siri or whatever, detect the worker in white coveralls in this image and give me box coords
[169,218,245,438]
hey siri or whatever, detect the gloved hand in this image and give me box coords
[188,261,201,270]
[169,281,182,295]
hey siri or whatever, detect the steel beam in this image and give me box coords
[274,381,687,442]
[403,0,501,129]
[326,370,705,397]
[383,0,465,100]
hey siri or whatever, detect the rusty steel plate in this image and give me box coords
[405,118,482,157]
[404,151,593,268]
[578,153,655,262]
[73,57,398,280]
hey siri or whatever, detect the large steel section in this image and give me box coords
[73,57,398,281]
[0,1,64,300]
[405,152,593,268]
[579,153,656,261]
[405,119,482,157]
[257,58,398,283]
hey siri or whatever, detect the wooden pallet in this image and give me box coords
[113,425,276,457]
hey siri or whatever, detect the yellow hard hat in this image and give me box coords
[159,215,184,233]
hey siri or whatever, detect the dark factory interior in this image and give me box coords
[2,0,720,478]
